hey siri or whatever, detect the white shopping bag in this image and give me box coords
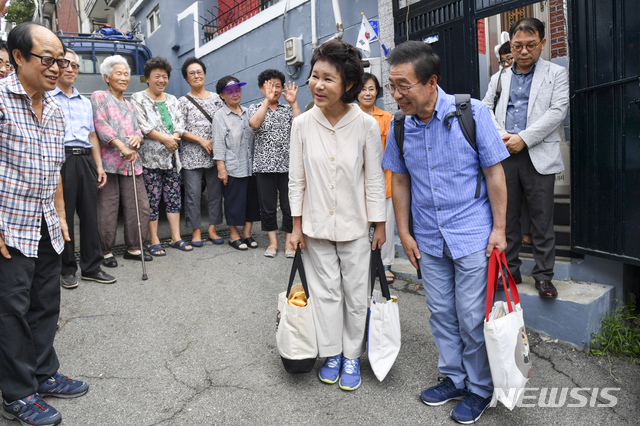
[484,249,532,410]
[367,248,401,381]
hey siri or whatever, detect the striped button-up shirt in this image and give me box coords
[0,73,66,257]
[382,86,509,259]
[50,86,95,149]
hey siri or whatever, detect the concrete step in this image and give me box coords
[389,254,614,349]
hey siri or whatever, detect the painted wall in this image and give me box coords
[132,0,382,108]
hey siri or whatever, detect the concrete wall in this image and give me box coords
[132,0,383,108]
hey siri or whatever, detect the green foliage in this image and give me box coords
[590,303,640,360]
[4,0,36,25]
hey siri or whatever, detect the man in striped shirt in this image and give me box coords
[382,41,509,424]
[0,22,89,426]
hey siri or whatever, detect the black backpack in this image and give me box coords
[394,94,482,198]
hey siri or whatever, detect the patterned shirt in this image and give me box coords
[382,86,510,259]
[178,93,223,170]
[50,86,95,149]
[213,104,254,178]
[131,90,185,170]
[91,90,144,176]
[0,73,66,257]
[248,102,293,173]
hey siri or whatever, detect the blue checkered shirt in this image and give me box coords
[50,86,95,149]
[382,86,509,259]
[0,73,66,257]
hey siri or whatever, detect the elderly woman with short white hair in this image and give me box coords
[91,54,152,267]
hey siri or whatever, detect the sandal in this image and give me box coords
[191,239,204,248]
[229,239,248,250]
[264,244,278,258]
[384,265,395,284]
[168,240,193,252]
[148,244,166,256]
[243,236,258,248]
[285,245,296,258]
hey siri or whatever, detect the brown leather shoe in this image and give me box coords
[535,280,558,299]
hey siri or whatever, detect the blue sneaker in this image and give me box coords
[318,354,343,384]
[450,391,492,424]
[338,357,361,391]
[37,372,89,399]
[2,393,62,426]
[420,377,466,406]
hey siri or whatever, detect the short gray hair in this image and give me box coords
[100,55,131,79]
[65,48,80,64]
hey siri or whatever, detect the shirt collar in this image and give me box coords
[409,85,447,126]
[222,103,246,116]
[511,60,538,76]
[5,72,27,96]
[50,86,81,99]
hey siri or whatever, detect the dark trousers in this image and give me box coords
[183,167,223,229]
[0,221,60,401]
[222,176,261,226]
[255,172,292,233]
[60,153,103,276]
[502,148,556,281]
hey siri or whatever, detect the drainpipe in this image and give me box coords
[311,0,318,49]
[326,0,343,42]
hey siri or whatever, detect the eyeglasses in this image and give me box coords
[188,70,204,77]
[30,52,70,68]
[500,57,514,67]
[0,60,11,70]
[385,81,423,96]
[510,40,543,52]
[69,63,79,71]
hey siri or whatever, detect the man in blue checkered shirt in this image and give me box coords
[382,41,509,424]
[0,22,89,426]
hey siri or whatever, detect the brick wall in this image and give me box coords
[477,17,486,55]
[549,0,567,58]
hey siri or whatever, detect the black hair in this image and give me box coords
[144,56,172,79]
[498,41,511,57]
[387,40,440,84]
[0,40,8,54]
[181,57,206,80]
[7,22,66,69]
[509,17,545,40]
[362,72,382,99]
[257,69,285,87]
[309,40,363,104]
[216,75,240,95]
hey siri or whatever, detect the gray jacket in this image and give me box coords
[483,58,569,175]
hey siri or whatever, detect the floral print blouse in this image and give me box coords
[131,90,185,171]
[178,93,224,170]
[91,90,144,176]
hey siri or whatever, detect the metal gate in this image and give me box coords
[568,0,640,265]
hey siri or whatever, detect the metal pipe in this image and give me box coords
[311,0,317,49]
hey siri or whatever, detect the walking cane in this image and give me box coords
[131,163,148,280]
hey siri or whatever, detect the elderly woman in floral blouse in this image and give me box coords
[91,54,151,266]
[132,56,188,256]
[178,57,225,246]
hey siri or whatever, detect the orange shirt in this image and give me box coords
[372,106,393,198]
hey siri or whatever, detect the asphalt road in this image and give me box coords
[8,229,639,425]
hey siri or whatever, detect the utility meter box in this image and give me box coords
[284,37,303,66]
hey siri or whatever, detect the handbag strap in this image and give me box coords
[185,94,213,123]
[369,248,391,301]
[286,245,310,298]
[485,248,520,322]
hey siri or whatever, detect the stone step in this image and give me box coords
[389,255,614,349]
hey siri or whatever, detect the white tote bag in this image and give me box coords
[276,247,317,374]
[483,249,532,410]
[367,248,401,382]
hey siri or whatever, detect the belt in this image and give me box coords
[65,147,91,155]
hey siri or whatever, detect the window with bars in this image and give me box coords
[203,0,280,42]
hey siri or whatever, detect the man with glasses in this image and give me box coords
[0,22,89,426]
[51,50,116,289]
[382,41,509,424]
[484,17,569,299]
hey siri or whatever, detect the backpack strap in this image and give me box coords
[394,109,405,162]
[444,94,482,198]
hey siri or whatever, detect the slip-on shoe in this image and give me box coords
[228,239,248,250]
[123,251,153,262]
